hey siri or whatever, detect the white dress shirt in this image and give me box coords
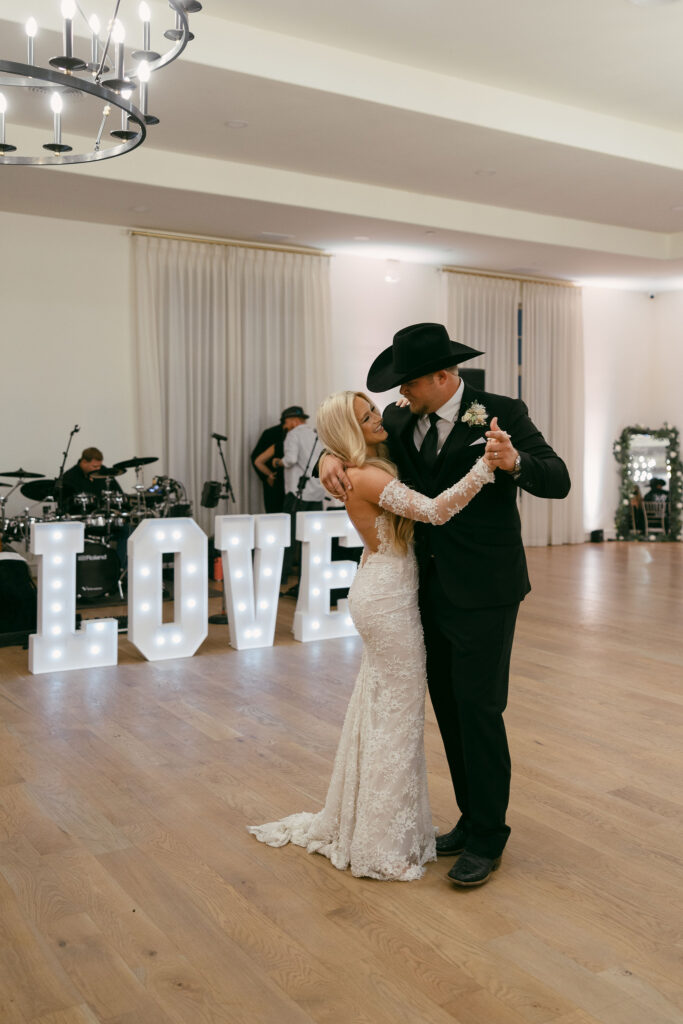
[281,423,325,500]
[413,378,465,455]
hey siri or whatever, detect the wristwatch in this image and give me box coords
[511,452,522,478]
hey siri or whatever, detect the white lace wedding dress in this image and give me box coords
[247,458,494,881]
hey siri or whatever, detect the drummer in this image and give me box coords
[60,447,123,511]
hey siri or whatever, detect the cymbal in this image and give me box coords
[21,479,56,501]
[90,466,125,479]
[0,468,45,478]
[113,456,158,470]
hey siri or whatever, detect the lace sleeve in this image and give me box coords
[378,458,495,526]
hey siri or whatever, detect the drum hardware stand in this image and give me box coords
[208,431,236,626]
[55,423,80,515]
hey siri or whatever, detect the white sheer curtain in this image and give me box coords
[132,235,332,530]
[520,282,585,545]
[445,271,520,398]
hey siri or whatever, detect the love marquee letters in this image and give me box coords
[28,511,362,674]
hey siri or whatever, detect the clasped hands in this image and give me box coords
[483,416,518,473]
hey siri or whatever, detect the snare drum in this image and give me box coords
[2,517,26,544]
[2,515,38,548]
[76,540,120,601]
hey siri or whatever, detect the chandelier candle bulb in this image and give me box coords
[25,17,37,64]
[61,0,76,62]
[165,9,183,41]
[112,20,125,82]
[51,91,62,144]
[137,60,150,115]
[89,14,100,64]
[0,92,15,154]
[140,3,152,51]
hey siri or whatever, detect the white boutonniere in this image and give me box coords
[461,401,488,427]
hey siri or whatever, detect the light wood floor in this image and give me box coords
[0,542,682,1024]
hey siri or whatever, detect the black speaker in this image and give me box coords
[201,480,221,508]
[590,529,604,543]
[459,367,485,390]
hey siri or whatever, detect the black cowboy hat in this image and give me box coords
[366,323,483,393]
[280,405,309,423]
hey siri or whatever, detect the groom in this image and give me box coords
[322,323,570,885]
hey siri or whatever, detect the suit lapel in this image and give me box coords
[433,385,489,478]
[400,412,428,486]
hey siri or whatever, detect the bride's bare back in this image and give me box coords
[344,465,395,553]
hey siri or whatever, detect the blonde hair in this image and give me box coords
[316,390,414,554]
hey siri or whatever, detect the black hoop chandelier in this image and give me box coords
[0,0,201,165]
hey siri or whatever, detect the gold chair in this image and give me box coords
[642,501,668,535]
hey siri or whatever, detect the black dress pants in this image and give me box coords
[419,562,519,858]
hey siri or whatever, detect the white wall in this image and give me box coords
[581,287,657,535]
[653,291,683,429]
[0,212,137,517]
[329,255,443,404]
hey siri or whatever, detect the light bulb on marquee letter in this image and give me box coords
[293,510,361,642]
[215,513,289,650]
[29,521,117,674]
[128,518,208,661]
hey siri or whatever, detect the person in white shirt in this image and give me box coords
[272,406,325,590]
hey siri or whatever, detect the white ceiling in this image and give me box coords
[4,0,683,286]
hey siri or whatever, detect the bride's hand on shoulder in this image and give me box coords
[320,453,353,501]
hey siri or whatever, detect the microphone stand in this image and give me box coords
[214,435,236,504]
[209,434,235,625]
[55,424,80,514]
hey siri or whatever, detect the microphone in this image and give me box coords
[212,432,227,441]
[74,424,80,432]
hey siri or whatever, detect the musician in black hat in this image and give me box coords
[250,417,287,515]
[321,322,570,886]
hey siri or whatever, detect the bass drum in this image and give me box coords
[166,502,192,518]
[76,540,120,602]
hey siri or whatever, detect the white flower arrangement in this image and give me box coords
[462,401,488,427]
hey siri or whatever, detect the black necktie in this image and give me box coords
[420,413,440,472]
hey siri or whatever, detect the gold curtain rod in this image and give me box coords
[442,265,578,288]
[129,228,330,258]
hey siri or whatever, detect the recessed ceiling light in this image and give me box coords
[424,230,436,236]
[225,120,248,128]
[130,205,148,212]
[474,168,497,176]
[353,235,370,241]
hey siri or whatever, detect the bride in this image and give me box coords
[248,391,496,881]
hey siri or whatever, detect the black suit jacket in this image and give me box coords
[383,384,571,609]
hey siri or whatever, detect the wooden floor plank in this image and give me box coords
[0,542,681,1023]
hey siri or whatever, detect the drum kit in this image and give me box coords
[0,457,193,602]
